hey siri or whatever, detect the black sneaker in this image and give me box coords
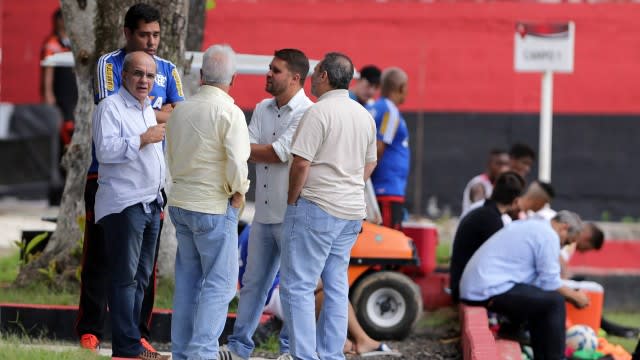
[138,349,170,360]
[218,348,244,360]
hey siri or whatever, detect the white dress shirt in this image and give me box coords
[92,88,165,222]
[249,89,312,224]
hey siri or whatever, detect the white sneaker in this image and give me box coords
[276,353,294,360]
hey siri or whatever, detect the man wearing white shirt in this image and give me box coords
[226,49,312,360]
[92,51,168,360]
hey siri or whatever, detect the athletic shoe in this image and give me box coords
[138,349,170,360]
[276,353,294,360]
[79,333,100,351]
[218,347,244,360]
[140,338,157,353]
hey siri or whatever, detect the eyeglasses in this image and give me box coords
[127,69,156,81]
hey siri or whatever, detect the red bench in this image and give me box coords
[459,304,521,360]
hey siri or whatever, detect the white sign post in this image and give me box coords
[514,22,575,182]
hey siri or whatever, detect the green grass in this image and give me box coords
[255,332,280,353]
[0,249,20,283]
[0,249,175,308]
[418,306,458,329]
[0,284,79,305]
[436,242,451,266]
[603,311,640,353]
[0,335,108,360]
[154,276,175,309]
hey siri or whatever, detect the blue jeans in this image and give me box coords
[170,205,240,360]
[227,222,289,359]
[99,202,161,357]
[279,198,362,360]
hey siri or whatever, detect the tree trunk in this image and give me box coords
[186,0,206,51]
[15,0,194,287]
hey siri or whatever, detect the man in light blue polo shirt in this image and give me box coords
[460,211,589,360]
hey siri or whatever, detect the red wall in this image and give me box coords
[1,0,60,104]
[203,1,640,114]
[3,1,640,115]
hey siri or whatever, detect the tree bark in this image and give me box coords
[186,0,206,51]
[15,0,195,287]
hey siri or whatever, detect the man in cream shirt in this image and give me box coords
[280,52,377,360]
[165,44,250,360]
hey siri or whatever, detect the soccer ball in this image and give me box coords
[566,324,598,352]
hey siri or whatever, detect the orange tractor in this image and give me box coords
[347,221,424,340]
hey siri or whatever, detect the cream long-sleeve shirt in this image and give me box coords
[166,85,250,214]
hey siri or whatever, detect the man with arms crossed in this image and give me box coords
[280,52,377,360]
[92,51,168,360]
[225,49,312,360]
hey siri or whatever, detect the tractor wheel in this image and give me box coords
[350,271,423,340]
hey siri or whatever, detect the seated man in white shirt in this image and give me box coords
[460,211,589,360]
[460,148,510,217]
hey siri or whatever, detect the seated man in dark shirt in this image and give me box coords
[449,171,525,302]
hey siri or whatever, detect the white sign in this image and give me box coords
[514,22,575,73]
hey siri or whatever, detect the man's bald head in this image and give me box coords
[380,67,408,105]
[122,51,157,103]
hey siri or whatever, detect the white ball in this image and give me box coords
[566,324,598,352]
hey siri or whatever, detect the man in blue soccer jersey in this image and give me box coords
[367,67,410,229]
[76,3,184,353]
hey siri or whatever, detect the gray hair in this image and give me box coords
[319,52,354,90]
[201,44,236,85]
[552,210,583,239]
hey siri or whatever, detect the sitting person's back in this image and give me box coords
[460,217,564,302]
[449,171,524,302]
[459,211,589,360]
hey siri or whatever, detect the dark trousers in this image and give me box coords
[488,284,566,360]
[100,202,161,357]
[75,177,164,341]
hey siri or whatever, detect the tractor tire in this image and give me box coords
[350,271,423,340]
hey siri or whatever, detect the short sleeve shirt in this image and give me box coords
[291,89,377,220]
[366,97,410,197]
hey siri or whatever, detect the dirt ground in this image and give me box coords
[250,307,462,360]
